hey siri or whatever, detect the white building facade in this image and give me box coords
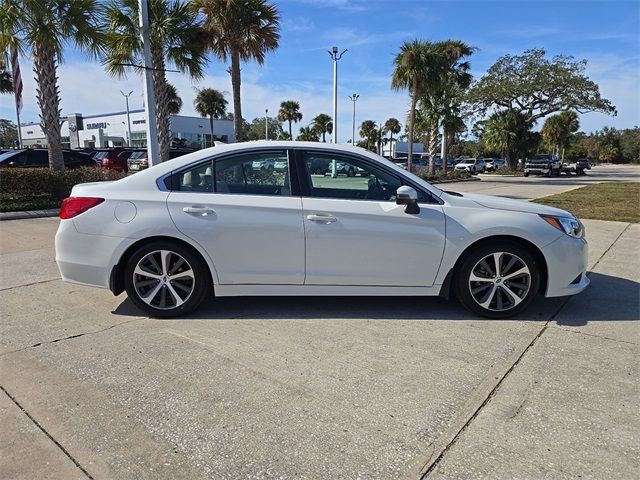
[19,109,235,149]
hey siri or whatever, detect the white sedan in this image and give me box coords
[55,142,589,319]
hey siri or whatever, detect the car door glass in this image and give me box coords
[303,152,426,202]
[215,151,290,196]
[0,151,26,167]
[176,161,214,193]
[25,150,48,167]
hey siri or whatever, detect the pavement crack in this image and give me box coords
[0,317,145,357]
[0,385,95,480]
[551,326,638,345]
[0,277,61,292]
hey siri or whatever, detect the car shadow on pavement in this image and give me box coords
[112,272,638,323]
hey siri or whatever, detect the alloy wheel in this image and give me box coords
[133,250,195,310]
[468,252,531,312]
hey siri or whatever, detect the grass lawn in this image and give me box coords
[533,182,640,223]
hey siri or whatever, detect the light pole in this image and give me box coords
[348,93,359,144]
[265,108,268,140]
[328,46,347,144]
[120,90,133,146]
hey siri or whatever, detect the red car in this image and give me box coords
[91,148,129,172]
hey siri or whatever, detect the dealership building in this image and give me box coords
[18,109,235,149]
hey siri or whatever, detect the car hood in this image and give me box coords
[445,191,572,217]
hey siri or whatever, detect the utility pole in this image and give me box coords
[348,93,359,144]
[265,108,268,140]
[328,46,347,144]
[120,90,133,147]
[138,0,160,165]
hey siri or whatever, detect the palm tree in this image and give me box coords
[542,111,579,159]
[482,111,519,163]
[104,0,207,162]
[166,83,183,115]
[277,100,302,139]
[297,125,319,142]
[0,56,12,93]
[359,120,378,152]
[382,118,401,157]
[197,0,280,143]
[1,0,104,170]
[312,113,333,142]
[391,40,442,171]
[194,87,228,147]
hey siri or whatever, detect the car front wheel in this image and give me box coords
[455,243,540,319]
[124,241,211,318]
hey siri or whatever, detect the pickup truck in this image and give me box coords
[562,158,591,175]
[524,154,562,177]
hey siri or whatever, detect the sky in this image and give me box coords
[2,0,639,143]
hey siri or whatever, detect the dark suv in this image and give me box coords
[0,149,97,169]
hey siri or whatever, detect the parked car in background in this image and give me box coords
[126,148,196,172]
[55,141,589,320]
[92,148,129,172]
[0,148,97,169]
[524,154,562,177]
[562,158,590,176]
[455,158,486,174]
[485,158,507,171]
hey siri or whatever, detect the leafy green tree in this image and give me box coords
[468,48,616,122]
[541,111,579,159]
[197,0,280,142]
[296,125,320,141]
[481,110,538,165]
[105,0,207,162]
[194,87,228,146]
[311,113,333,142]
[598,144,620,163]
[277,100,302,139]
[391,40,442,170]
[1,0,104,170]
[0,119,18,147]
[245,116,284,141]
[359,120,378,152]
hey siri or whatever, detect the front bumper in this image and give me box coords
[525,166,550,174]
[541,233,590,297]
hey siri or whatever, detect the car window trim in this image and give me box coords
[293,148,440,204]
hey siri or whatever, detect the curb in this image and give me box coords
[430,177,482,184]
[0,209,59,221]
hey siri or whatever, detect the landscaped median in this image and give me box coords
[0,168,126,213]
[533,182,640,223]
[413,168,477,183]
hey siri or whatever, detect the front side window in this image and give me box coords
[215,151,290,196]
[302,152,427,202]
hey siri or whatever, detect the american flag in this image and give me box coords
[10,45,23,113]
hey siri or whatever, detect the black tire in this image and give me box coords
[523,172,529,177]
[454,242,541,319]
[124,241,211,318]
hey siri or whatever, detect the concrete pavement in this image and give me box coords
[1,183,638,478]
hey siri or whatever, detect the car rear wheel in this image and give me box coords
[124,241,211,318]
[455,243,540,319]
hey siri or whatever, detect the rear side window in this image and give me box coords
[175,161,214,193]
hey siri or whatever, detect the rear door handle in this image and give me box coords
[306,213,337,224]
[183,206,215,216]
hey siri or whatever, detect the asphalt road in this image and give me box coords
[1,169,638,479]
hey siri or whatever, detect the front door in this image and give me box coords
[298,151,446,286]
[167,149,305,285]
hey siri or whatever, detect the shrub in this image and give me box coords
[0,167,126,212]
[413,168,473,182]
[483,167,523,176]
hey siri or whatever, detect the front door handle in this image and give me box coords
[306,213,337,224]
[183,206,215,216]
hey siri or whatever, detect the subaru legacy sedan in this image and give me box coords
[55,142,588,319]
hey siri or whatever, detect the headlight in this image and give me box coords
[540,214,584,238]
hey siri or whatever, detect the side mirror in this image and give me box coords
[396,185,420,214]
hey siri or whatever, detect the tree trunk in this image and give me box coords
[33,45,64,171]
[428,121,438,175]
[151,47,170,162]
[407,94,416,172]
[209,115,216,147]
[230,50,243,142]
[288,120,292,139]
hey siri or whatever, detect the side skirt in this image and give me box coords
[215,284,443,297]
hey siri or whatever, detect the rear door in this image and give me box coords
[297,150,446,287]
[166,149,305,285]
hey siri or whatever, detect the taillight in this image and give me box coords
[59,197,105,219]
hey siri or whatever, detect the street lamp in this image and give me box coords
[348,93,359,144]
[328,46,347,144]
[265,108,268,140]
[120,90,133,147]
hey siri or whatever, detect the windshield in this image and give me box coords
[0,151,18,163]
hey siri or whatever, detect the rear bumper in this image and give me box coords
[541,233,590,297]
[55,220,130,289]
